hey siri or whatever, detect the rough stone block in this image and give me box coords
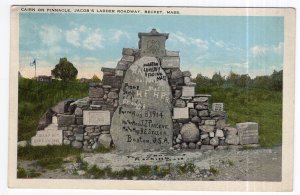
[89,87,104,98]
[57,114,75,126]
[180,122,200,142]
[199,125,215,132]
[204,120,216,126]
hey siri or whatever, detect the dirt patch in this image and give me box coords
[17,146,281,181]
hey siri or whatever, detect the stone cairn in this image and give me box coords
[31,29,259,151]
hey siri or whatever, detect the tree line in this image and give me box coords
[193,70,283,91]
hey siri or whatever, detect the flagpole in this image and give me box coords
[35,59,37,79]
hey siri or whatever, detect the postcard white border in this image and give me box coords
[8,6,296,192]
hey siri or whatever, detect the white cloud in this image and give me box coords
[223,61,249,69]
[39,25,63,46]
[65,26,104,50]
[83,29,104,50]
[66,29,81,47]
[170,32,209,51]
[110,30,130,42]
[251,42,283,57]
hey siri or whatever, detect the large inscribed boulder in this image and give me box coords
[110,57,173,152]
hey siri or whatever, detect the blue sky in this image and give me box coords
[19,13,284,78]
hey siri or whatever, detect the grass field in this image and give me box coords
[18,78,282,147]
[195,86,282,147]
[18,78,89,141]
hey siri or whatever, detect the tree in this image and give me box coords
[211,72,225,87]
[51,58,78,81]
[91,74,101,82]
[270,70,283,90]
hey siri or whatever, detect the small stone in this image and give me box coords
[174,144,181,150]
[17,141,28,147]
[225,135,240,145]
[225,127,238,135]
[193,97,208,103]
[173,122,181,136]
[108,92,118,99]
[181,142,188,149]
[175,99,186,108]
[195,104,208,110]
[188,142,196,149]
[174,90,182,99]
[171,69,183,79]
[101,125,110,131]
[64,131,74,137]
[92,142,99,150]
[85,126,95,133]
[209,132,214,137]
[180,122,200,142]
[182,71,191,77]
[72,141,82,149]
[216,119,226,129]
[202,137,210,145]
[184,77,191,84]
[198,110,209,117]
[189,109,198,117]
[210,111,226,117]
[215,129,224,137]
[200,133,209,139]
[75,134,84,141]
[191,116,201,123]
[98,134,112,149]
[210,137,219,146]
[63,139,71,145]
[204,120,216,126]
[199,125,215,132]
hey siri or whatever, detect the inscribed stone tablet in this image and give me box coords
[83,110,111,125]
[31,130,62,146]
[212,103,224,111]
[161,56,180,68]
[236,122,259,145]
[173,107,189,119]
[182,86,195,97]
[110,56,173,152]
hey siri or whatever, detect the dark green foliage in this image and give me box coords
[83,164,170,179]
[51,58,78,81]
[36,157,64,170]
[209,166,219,175]
[18,78,88,141]
[178,163,195,174]
[18,145,81,161]
[194,69,283,91]
[193,78,282,147]
[17,167,41,178]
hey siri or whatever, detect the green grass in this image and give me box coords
[82,164,171,179]
[18,145,81,160]
[17,167,41,178]
[195,86,282,147]
[18,78,89,141]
